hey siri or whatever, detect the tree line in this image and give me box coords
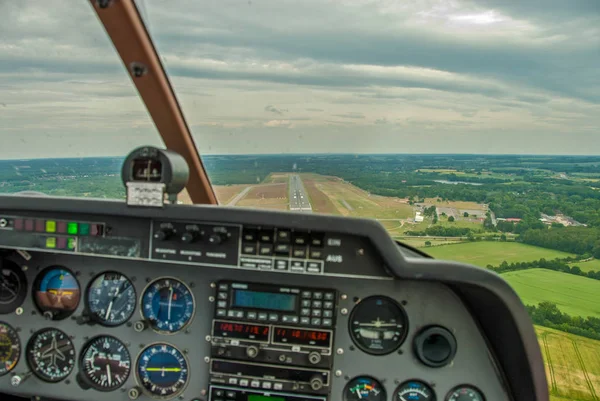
[526,301,600,341]
[487,257,600,281]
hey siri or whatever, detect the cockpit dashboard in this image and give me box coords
[0,195,548,401]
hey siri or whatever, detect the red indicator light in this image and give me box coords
[35,220,45,232]
[14,219,23,230]
[57,221,67,233]
[24,219,34,231]
[57,237,67,249]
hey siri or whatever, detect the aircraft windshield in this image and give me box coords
[1,3,600,400]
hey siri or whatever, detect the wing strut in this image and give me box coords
[88,0,217,205]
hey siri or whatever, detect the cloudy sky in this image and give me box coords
[0,0,598,158]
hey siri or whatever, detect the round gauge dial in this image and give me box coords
[446,386,485,401]
[136,343,189,399]
[80,336,131,391]
[87,272,136,326]
[141,278,194,333]
[394,380,436,401]
[0,259,27,314]
[344,376,386,401]
[349,296,408,355]
[33,266,80,320]
[0,322,21,376]
[27,328,76,382]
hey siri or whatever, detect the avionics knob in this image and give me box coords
[11,371,32,387]
[154,228,174,241]
[310,375,324,391]
[246,346,259,358]
[181,231,200,244]
[308,351,322,365]
[208,233,225,245]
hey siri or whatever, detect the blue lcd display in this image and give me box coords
[233,290,297,311]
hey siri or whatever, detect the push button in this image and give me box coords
[276,230,291,243]
[259,230,274,243]
[243,229,257,242]
[242,243,257,254]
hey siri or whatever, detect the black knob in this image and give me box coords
[154,228,173,241]
[414,326,457,368]
[181,231,199,243]
[208,233,223,245]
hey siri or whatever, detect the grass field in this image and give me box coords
[237,183,288,210]
[503,269,600,318]
[536,325,600,401]
[301,174,414,220]
[424,242,575,268]
[213,185,250,204]
[570,259,600,273]
[398,238,464,248]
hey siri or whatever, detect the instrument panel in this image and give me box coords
[0,196,548,401]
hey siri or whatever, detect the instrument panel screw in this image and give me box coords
[341,308,348,315]
[21,265,28,272]
[15,307,23,316]
[357,248,365,256]
[205,335,211,342]
[204,356,210,363]
[402,300,408,306]
[341,294,347,300]
[210,283,216,288]
[208,296,215,302]
[190,282,195,288]
[335,370,342,377]
[128,387,141,400]
[336,348,344,355]
[200,389,207,396]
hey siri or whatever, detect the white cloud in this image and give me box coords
[0,0,598,158]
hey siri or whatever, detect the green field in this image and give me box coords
[537,325,600,401]
[424,241,575,268]
[570,259,600,273]
[503,269,600,318]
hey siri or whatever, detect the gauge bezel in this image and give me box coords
[85,271,137,327]
[343,375,387,401]
[348,295,409,355]
[0,321,21,376]
[26,328,76,383]
[394,379,436,401]
[135,342,190,400]
[0,259,28,314]
[32,265,81,320]
[79,335,132,392]
[139,277,195,335]
[445,384,485,401]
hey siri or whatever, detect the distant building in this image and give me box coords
[415,212,424,222]
[505,218,522,223]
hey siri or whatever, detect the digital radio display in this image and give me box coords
[273,327,332,348]
[232,289,297,312]
[214,321,270,341]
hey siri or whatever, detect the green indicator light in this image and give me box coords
[67,238,77,250]
[67,222,78,235]
[46,221,56,233]
[46,237,56,249]
[80,223,90,236]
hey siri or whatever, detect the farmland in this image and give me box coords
[424,242,575,268]
[537,325,600,401]
[503,269,600,318]
[570,259,600,273]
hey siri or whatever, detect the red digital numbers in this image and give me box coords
[274,328,330,346]
[216,322,270,340]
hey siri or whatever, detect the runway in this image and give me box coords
[289,174,312,212]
